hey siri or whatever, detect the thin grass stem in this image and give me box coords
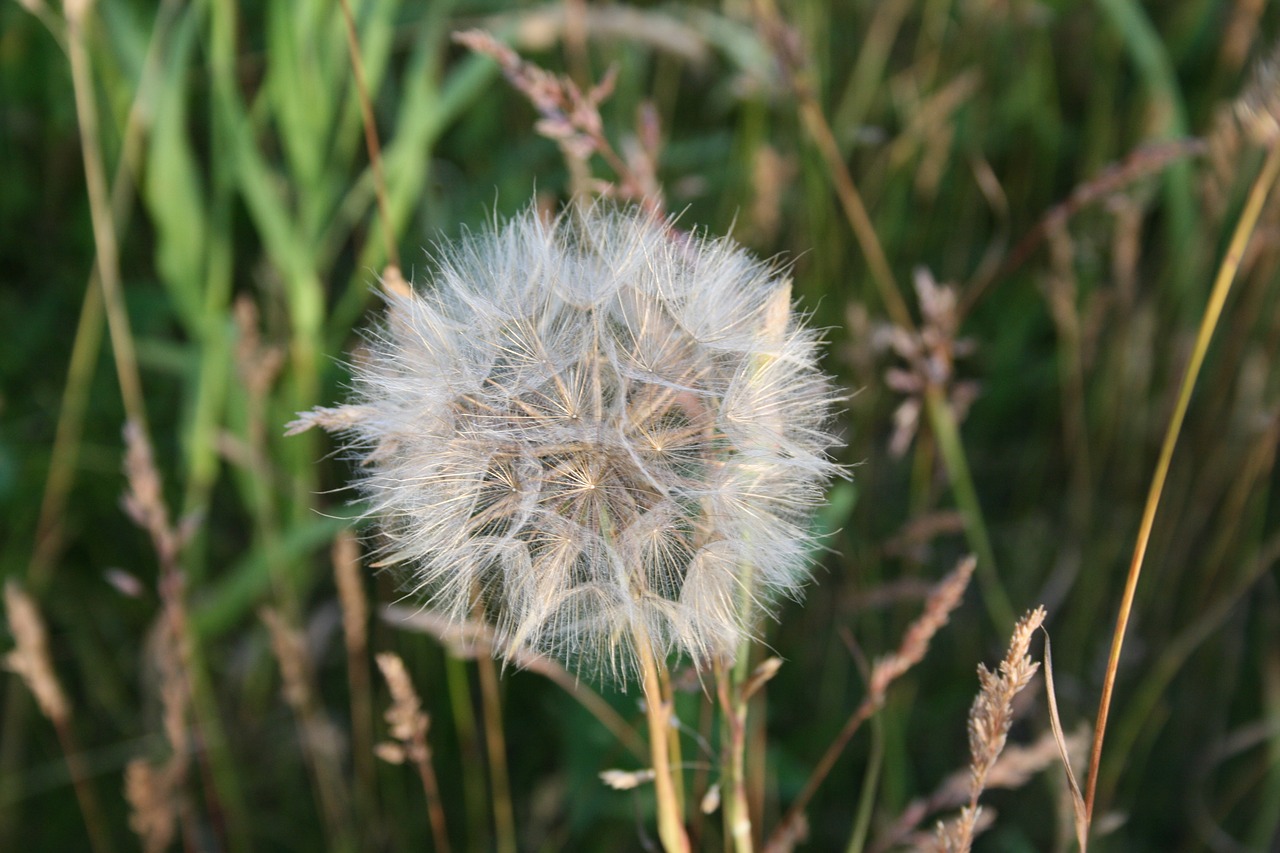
[1085,140,1280,825]
[924,386,1016,632]
[63,0,149,435]
[53,718,115,853]
[475,655,517,853]
[751,0,912,332]
[333,533,378,825]
[337,0,399,272]
[844,711,884,853]
[443,654,488,848]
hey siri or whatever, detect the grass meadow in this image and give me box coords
[3,0,1280,850]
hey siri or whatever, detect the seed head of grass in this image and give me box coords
[291,205,840,679]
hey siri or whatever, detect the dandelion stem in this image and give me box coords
[636,627,690,853]
[716,659,754,853]
[1085,138,1280,826]
[660,665,687,819]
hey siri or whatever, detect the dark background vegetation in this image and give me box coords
[3,0,1280,850]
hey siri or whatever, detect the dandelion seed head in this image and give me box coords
[301,205,840,678]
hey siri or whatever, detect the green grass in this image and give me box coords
[3,0,1280,850]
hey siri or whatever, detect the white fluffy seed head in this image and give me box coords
[306,205,840,679]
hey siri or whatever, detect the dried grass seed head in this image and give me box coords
[300,205,840,678]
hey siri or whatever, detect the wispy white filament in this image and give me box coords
[296,206,840,678]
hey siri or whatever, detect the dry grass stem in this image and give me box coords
[126,610,198,851]
[261,608,351,847]
[337,0,398,272]
[333,531,377,812]
[475,652,517,853]
[4,581,70,725]
[929,606,1046,852]
[1086,125,1280,827]
[871,728,1082,853]
[63,0,149,433]
[869,556,976,698]
[1043,630,1089,852]
[453,30,663,210]
[751,0,911,331]
[766,557,975,852]
[119,422,233,852]
[4,581,114,853]
[123,759,176,853]
[374,653,452,853]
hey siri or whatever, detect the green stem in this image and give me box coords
[844,711,884,853]
[923,386,1016,632]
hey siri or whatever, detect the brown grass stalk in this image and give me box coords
[930,607,1046,851]
[4,581,114,853]
[125,615,200,853]
[765,557,975,852]
[333,532,377,817]
[475,653,518,853]
[337,0,398,273]
[1084,138,1280,827]
[260,608,352,848]
[374,653,452,853]
[121,423,235,849]
[751,0,912,332]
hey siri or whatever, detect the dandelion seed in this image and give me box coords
[292,205,840,679]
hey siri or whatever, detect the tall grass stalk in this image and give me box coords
[3,582,115,853]
[756,0,1014,633]
[63,0,148,433]
[336,0,399,273]
[261,608,354,851]
[1086,140,1280,824]
[923,386,1016,632]
[475,655,517,853]
[333,532,378,824]
[26,0,171,588]
[375,653,452,853]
